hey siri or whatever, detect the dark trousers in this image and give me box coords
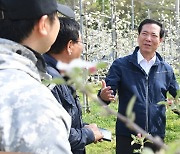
[116,135,163,154]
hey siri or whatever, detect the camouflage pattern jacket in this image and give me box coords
[0,38,72,154]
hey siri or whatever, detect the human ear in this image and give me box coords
[35,15,49,36]
[67,40,73,55]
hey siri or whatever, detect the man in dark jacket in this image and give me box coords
[43,17,103,154]
[98,19,179,154]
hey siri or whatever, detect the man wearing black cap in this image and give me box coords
[0,0,74,153]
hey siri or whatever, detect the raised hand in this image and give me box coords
[100,80,115,102]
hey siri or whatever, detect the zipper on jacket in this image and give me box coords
[145,75,149,132]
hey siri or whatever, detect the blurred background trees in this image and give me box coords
[57,0,180,78]
[58,0,178,23]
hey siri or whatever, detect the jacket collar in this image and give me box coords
[129,46,163,66]
[43,53,70,81]
[0,38,50,81]
[21,46,51,80]
[0,38,37,64]
[25,46,47,73]
[43,53,58,71]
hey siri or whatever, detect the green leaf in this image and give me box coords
[131,134,136,140]
[126,95,136,117]
[133,149,141,153]
[158,101,167,105]
[131,140,135,145]
[166,140,180,154]
[129,112,136,122]
[144,140,153,144]
[141,147,154,154]
[42,77,65,85]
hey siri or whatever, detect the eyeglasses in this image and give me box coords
[74,40,87,45]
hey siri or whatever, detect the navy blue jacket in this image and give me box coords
[100,47,179,138]
[43,54,95,154]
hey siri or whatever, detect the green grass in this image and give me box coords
[79,83,180,154]
[82,101,117,154]
[165,110,180,143]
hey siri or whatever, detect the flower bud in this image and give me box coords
[137,133,142,138]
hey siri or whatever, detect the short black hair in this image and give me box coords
[0,12,57,43]
[138,19,164,38]
[48,17,80,54]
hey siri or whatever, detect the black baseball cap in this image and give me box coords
[0,0,75,20]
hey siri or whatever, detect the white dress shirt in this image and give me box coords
[137,50,156,75]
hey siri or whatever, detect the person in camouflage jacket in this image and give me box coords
[0,0,75,153]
